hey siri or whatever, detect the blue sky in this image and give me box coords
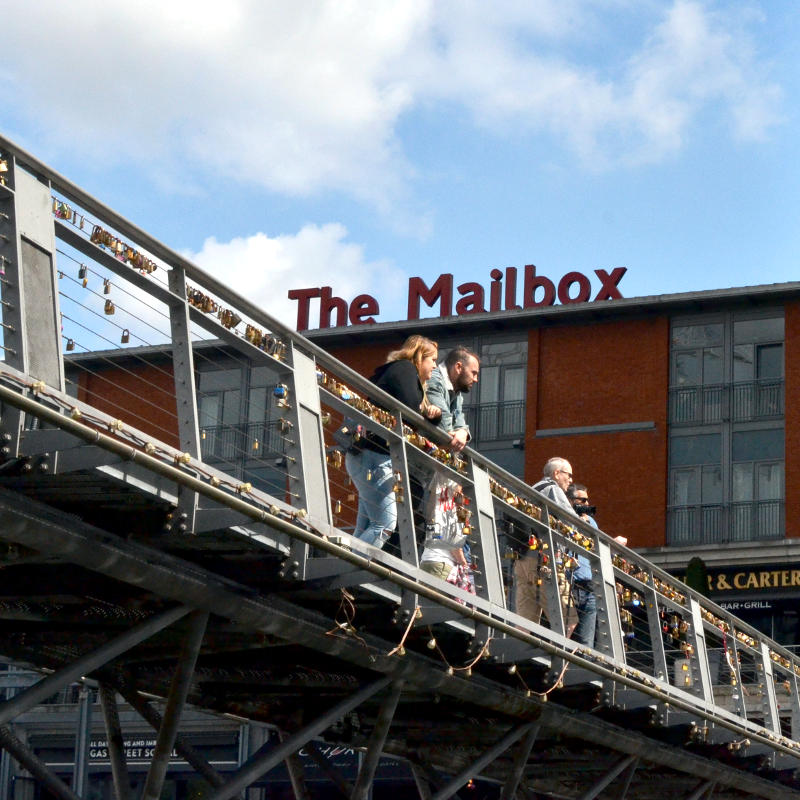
[2,0,798,330]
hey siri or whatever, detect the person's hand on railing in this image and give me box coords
[422,401,442,422]
[449,428,469,452]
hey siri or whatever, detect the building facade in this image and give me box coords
[304,282,800,648]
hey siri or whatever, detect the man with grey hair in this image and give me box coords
[513,457,578,632]
[538,457,574,510]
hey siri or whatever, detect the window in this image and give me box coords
[197,362,285,473]
[668,312,784,545]
[198,368,242,460]
[471,341,527,441]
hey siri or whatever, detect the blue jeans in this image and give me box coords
[571,583,597,647]
[345,449,397,548]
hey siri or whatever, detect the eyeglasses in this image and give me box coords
[573,496,590,504]
[557,469,573,479]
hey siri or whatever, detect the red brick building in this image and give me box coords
[306,282,800,646]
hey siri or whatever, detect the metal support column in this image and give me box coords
[0,604,191,725]
[71,685,93,798]
[759,641,781,734]
[594,540,626,661]
[286,347,333,579]
[0,744,11,800]
[469,463,506,607]
[576,755,637,800]
[685,780,715,800]
[99,684,131,800]
[687,598,713,704]
[613,756,638,800]
[141,610,209,800]
[240,723,267,800]
[351,680,405,800]
[431,723,537,800]
[279,731,311,800]
[167,262,201,532]
[0,725,81,800]
[304,742,354,798]
[410,763,433,800]
[389,436,420,568]
[0,153,65,461]
[499,724,539,800]
[115,681,223,788]
[207,677,391,800]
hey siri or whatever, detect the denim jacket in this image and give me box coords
[425,363,470,438]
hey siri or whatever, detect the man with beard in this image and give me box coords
[424,345,480,452]
[418,346,480,584]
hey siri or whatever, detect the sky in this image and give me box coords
[2,0,798,331]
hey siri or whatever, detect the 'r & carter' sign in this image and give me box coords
[288,264,626,331]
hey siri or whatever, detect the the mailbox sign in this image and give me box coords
[288,264,627,330]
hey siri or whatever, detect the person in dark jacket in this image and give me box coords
[346,335,440,548]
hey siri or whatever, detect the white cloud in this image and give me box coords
[1,0,427,208]
[1,0,782,202]
[186,224,406,330]
[418,0,782,167]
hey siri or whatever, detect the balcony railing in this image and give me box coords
[200,420,283,462]
[669,378,784,425]
[462,400,525,442]
[667,500,784,545]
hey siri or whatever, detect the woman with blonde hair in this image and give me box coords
[346,335,441,548]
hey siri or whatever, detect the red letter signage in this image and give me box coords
[407,274,453,320]
[523,264,556,307]
[287,287,321,331]
[290,264,626,329]
[594,267,627,300]
[557,271,592,304]
[349,294,380,325]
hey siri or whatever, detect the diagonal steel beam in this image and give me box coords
[0,603,191,726]
[431,723,537,800]
[113,679,224,788]
[686,780,715,800]
[99,684,131,800]
[351,680,405,800]
[0,724,82,800]
[71,686,93,797]
[412,760,465,800]
[280,731,311,800]
[577,755,638,800]
[499,724,539,800]
[613,756,639,800]
[142,610,209,800]
[410,762,433,800]
[304,741,354,798]
[207,677,391,800]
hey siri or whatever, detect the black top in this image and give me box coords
[370,359,424,411]
[360,359,424,454]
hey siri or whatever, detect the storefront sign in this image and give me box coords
[677,564,800,596]
[719,599,774,612]
[89,738,179,762]
[288,264,627,330]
